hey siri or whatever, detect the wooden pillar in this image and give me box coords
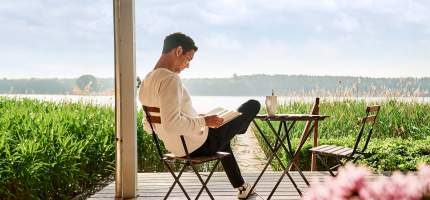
[114,0,137,198]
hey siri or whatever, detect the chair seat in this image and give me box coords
[163,151,230,164]
[309,144,353,157]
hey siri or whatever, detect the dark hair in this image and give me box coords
[162,32,198,54]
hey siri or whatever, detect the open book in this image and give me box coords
[206,107,242,127]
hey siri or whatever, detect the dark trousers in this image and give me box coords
[190,99,261,188]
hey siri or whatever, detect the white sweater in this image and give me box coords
[139,68,208,157]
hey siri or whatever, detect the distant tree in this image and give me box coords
[76,74,98,94]
[137,76,141,88]
[1,75,429,96]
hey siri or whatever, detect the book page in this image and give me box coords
[206,107,225,116]
[206,107,242,126]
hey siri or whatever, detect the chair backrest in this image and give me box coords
[142,106,164,158]
[351,105,381,156]
[142,106,191,158]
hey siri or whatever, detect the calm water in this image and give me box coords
[1,94,429,113]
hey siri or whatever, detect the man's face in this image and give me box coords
[174,47,195,73]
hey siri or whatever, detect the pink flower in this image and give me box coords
[302,182,333,200]
[302,164,430,200]
[359,176,389,200]
[360,172,424,200]
[303,164,369,200]
[418,164,430,193]
[333,164,369,198]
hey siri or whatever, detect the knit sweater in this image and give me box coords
[139,68,208,157]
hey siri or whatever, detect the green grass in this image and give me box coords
[0,97,218,199]
[0,97,116,199]
[255,99,430,171]
[3,97,428,198]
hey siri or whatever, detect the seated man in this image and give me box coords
[139,32,260,199]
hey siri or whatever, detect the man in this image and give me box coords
[139,32,260,199]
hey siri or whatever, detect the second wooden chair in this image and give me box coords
[309,105,380,176]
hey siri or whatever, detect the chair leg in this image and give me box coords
[316,154,336,177]
[351,155,361,163]
[189,161,215,200]
[329,157,347,176]
[330,162,342,172]
[194,159,221,200]
[163,162,191,200]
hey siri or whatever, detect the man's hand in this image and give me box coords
[204,115,224,128]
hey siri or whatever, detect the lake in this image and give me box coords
[1,94,429,113]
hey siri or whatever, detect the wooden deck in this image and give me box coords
[89,171,381,200]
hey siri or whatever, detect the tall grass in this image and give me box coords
[0,97,217,199]
[265,99,430,139]
[0,97,116,199]
[255,99,430,171]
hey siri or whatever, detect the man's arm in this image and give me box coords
[204,115,224,128]
[198,114,224,128]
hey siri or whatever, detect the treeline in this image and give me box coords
[0,76,114,95]
[1,74,429,96]
[183,74,430,97]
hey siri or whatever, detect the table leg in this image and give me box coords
[267,123,315,199]
[267,121,310,186]
[267,170,302,199]
[251,120,303,198]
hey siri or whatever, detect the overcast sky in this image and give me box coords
[1,0,429,79]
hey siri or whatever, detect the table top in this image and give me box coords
[255,114,330,121]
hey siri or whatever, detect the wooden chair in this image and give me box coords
[309,105,380,176]
[142,106,230,200]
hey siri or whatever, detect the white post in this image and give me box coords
[113,0,137,198]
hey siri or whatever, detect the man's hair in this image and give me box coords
[162,32,198,54]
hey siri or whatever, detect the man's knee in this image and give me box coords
[244,99,261,115]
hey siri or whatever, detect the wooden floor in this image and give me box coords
[89,171,381,200]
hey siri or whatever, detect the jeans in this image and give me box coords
[190,99,261,188]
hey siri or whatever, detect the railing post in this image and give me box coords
[114,0,137,198]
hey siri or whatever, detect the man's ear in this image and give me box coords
[175,46,183,57]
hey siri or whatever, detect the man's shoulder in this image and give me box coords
[144,69,181,87]
[147,68,179,80]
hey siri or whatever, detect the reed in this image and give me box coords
[255,99,430,171]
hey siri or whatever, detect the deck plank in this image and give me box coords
[88,172,382,200]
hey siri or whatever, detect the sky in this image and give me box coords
[0,0,429,79]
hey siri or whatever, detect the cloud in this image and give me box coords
[252,0,338,12]
[197,0,249,25]
[426,27,430,34]
[0,0,112,48]
[1,0,429,78]
[399,0,430,25]
[302,39,340,58]
[333,13,361,33]
[202,34,243,51]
